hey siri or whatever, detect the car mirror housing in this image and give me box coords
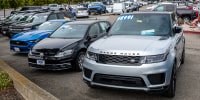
[106,26,111,32]
[175,26,182,33]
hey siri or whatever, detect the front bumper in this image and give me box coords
[10,42,36,53]
[83,57,173,91]
[28,55,73,70]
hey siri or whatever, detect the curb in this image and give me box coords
[0,59,59,100]
[183,30,200,34]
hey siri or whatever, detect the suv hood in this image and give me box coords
[32,38,81,50]
[89,35,172,56]
[11,30,53,41]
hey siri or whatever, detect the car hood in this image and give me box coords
[17,22,41,27]
[32,38,81,51]
[11,30,53,41]
[88,35,172,56]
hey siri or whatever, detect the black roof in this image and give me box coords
[66,20,108,25]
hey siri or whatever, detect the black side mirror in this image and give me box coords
[106,26,111,32]
[174,26,182,33]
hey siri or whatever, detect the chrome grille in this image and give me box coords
[97,54,141,65]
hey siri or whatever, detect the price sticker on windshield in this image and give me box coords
[141,29,155,35]
[116,15,134,21]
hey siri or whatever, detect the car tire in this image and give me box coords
[183,16,190,23]
[74,51,85,72]
[99,9,102,15]
[162,62,176,97]
[89,12,91,15]
[181,45,185,64]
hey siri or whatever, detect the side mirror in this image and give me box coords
[174,26,182,33]
[106,26,111,32]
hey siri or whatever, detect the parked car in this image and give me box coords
[11,6,42,14]
[83,12,185,97]
[130,3,140,11]
[28,20,111,71]
[10,19,73,53]
[8,11,75,38]
[88,2,106,15]
[113,3,125,14]
[106,5,113,13]
[76,7,89,18]
[48,4,64,11]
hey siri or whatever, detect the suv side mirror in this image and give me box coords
[174,26,182,33]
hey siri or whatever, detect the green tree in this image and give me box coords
[0,0,10,18]
[9,0,24,10]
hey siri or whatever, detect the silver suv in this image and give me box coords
[83,12,185,97]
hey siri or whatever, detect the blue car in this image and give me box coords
[10,19,73,53]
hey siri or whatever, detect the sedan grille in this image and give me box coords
[10,41,28,46]
[32,49,59,56]
[97,54,141,65]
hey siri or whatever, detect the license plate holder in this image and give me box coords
[37,60,45,65]
[14,47,20,51]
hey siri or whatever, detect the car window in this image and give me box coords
[28,14,48,23]
[109,14,171,36]
[38,21,63,30]
[57,13,65,19]
[50,24,89,38]
[156,6,164,11]
[63,11,74,18]
[48,14,57,20]
[166,6,174,11]
[88,23,101,36]
[99,22,110,32]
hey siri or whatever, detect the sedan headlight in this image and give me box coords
[86,51,97,61]
[29,39,41,43]
[23,28,31,31]
[141,52,169,64]
[54,50,74,57]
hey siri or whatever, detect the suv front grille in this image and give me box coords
[32,49,59,56]
[10,41,28,46]
[93,74,146,87]
[97,54,141,65]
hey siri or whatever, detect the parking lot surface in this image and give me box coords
[1,5,200,100]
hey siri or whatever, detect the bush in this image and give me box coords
[0,72,13,90]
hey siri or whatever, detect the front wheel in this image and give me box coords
[74,51,85,72]
[162,63,176,97]
[99,9,102,15]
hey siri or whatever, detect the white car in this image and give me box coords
[106,5,113,13]
[76,7,89,18]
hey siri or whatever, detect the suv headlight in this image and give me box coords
[54,50,74,57]
[141,52,169,64]
[86,51,97,61]
[23,28,31,31]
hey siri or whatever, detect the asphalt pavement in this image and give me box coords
[1,5,200,100]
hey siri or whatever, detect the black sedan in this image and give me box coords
[28,20,111,71]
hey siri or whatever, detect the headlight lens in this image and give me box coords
[23,28,31,31]
[141,52,169,64]
[86,51,97,61]
[28,50,33,56]
[29,39,41,43]
[54,50,74,57]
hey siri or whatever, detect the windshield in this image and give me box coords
[91,3,101,6]
[50,24,88,38]
[28,14,47,23]
[109,14,171,36]
[38,21,63,30]
[50,5,58,7]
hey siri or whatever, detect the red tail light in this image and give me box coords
[76,11,78,14]
[196,11,198,16]
[190,6,192,9]
[87,10,88,13]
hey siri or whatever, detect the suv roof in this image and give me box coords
[123,12,173,15]
[66,20,108,25]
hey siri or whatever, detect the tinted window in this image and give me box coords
[50,24,88,38]
[89,23,101,36]
[38,21,63,30]
[48,14,57,20]
[57,13,65,19]
[63,11,74,18]
[99,22,110,32]
[166,6,174,11]
[109,14,170,36]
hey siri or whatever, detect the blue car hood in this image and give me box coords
[11,30,53,41]
[89,6,100,9]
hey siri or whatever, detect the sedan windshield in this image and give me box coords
[50,24,88,38]
[109,14,171,36]
[91,3,101,6]
[38,21,63,30]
